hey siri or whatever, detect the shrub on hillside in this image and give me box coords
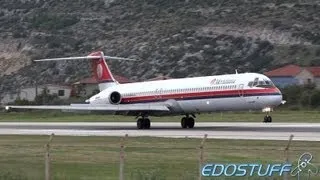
[13,98,34,105]
[30,13,79,30]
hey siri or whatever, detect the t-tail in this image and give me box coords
[34,51,136,91]
[89,51,118,90]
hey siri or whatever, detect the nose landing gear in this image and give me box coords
[263,115,272,123]
[262,107,273,123]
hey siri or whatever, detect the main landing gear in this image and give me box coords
[135,114,196,129]
[136,117,151,129]
[181,115,195,128]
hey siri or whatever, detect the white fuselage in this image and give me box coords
[88,73,283,115]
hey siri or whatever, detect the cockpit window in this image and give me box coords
[248,78,274,88]
[264,80,274,86]
[253,78,259,86]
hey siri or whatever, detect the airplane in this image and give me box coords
[5,51,285,129]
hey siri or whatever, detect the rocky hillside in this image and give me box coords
[0,0,320,93]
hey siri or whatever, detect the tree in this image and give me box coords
[310,90,320,107]
[281,85,304,105]
[300,91,312,107]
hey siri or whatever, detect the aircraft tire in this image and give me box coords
[137,118,143,129]
[144,118,151,129]
[181,117,188,128]
[267,116,272,123]
[187,117,195,128]
[263,116,272,123]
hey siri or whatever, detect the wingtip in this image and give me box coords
[4,106,11,112]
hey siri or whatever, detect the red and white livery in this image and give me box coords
[6,51,284,129]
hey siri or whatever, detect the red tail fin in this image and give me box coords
[89,51,116,83]
[33,51,131,90]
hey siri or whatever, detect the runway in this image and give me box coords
[0,122,319,141]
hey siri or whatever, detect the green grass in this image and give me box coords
[0,110,320,122]
[0,136,319,180]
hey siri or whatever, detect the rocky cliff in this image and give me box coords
[0,0,319,93]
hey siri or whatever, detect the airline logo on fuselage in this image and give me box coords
[210,79,236,85]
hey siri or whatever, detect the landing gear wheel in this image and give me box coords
[263,116,272,123]
[137,118,151,129]
[181,117,188,128]
[267,116,272,123]
[143,118,151,129]
[137,118,143,129]
[187,117,195,128]
[181,117,195,128]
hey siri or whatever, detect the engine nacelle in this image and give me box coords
[109,91,122,104]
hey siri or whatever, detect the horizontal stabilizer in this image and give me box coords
[34,56,137,62]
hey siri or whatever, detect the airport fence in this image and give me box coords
[0,134,319,180]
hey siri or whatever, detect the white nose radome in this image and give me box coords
[272,94,283,107]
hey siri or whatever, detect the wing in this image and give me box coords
[5,104,169,111]
[5,103,170,115]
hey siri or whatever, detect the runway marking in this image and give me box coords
[0,122,319,141]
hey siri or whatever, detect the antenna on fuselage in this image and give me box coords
[235,69,238,74]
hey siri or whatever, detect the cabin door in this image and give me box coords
[238,84,244,97]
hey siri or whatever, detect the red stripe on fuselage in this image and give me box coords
[121,87,281,103]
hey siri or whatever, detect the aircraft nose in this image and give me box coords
[276,88,286,104]
[275,87,282,94]
[271,89,283,106]
[262,88,283,107]
[276,94,283,106]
